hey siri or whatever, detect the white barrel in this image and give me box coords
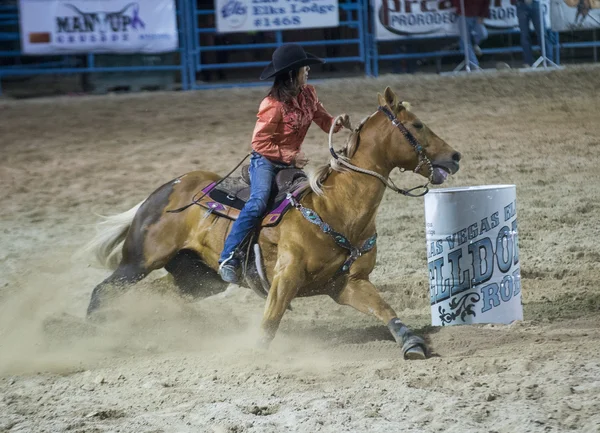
[424,185,523,326]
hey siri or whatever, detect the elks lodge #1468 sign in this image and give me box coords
[215,0,339,33]
[19,0,179,55]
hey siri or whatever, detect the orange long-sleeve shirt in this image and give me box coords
[251,85,341,165]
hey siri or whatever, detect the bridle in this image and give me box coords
[328,105,434,198]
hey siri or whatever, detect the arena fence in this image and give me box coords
[370,28,570,75]
[0,0,189,95]
[1,0,599,95]
[187,0,370,89]
[555,29,599,64]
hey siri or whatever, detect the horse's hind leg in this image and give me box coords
[85,176,204,317]
[164,249,228,298]
[332,278,427,360]
[86,263,148,316]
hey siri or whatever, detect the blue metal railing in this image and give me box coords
[366,11,600,76]
[368,21,565,76]
[188,0,370,89]
[555,29,600,64]
[1,1,600,94]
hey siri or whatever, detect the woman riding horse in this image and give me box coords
[85,77,461,360]
[218,43,348,283]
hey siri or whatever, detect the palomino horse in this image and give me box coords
[85,87,461,360]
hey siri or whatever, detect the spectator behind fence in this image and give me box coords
[511,0,555,66]
[452,0,489,68]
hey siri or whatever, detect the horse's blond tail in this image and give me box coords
[82,201,144,270]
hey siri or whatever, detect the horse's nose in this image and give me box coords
[452,151,462,162]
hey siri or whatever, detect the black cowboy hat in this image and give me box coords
[260,43,324,81]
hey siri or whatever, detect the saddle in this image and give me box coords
[196,165,308,227]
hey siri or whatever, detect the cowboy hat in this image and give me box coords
[260,43,324,80]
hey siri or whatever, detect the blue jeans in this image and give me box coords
[517,0,555,66]
[219,152,281,264]
[458,16,488,67]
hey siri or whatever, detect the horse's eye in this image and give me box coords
[413,122,423,130]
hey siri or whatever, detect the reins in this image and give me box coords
[328,107,433,198]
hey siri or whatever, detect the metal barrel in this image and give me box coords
[424,185,523,326]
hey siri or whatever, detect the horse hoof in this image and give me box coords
[404,345,426,360]
[86,307,122,324]
[256,336,272,351]
[402,336,427,360]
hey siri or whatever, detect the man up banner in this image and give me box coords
[19,0,179,55]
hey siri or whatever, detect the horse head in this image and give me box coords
[309,87,462,196]
[374,87,461,185]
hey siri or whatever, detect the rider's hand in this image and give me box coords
[293,151,309,169]
[335,114,351,132]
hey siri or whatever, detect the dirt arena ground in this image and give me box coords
[1,66,599,433]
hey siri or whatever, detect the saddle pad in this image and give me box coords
[212,166,306,207]
[196,181,306,227]
[208,187,248,211]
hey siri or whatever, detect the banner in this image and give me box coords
[19,0,178,55]
[215,0,339,33]
[486,0,521,28]
[373,0,551,41]
[550,0,600,31]
[373,0,459,41]
[485,0,551,30]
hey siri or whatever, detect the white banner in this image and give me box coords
[19,0,178,55]
[374,0,550,41]
[485,0,551,30]
[550,0,600,31]
[215,0,339,33]
[373,0,459,41]
[486,0,521,28]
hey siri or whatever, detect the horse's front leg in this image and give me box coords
[332,277,428,360]
[259,260,305,347]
